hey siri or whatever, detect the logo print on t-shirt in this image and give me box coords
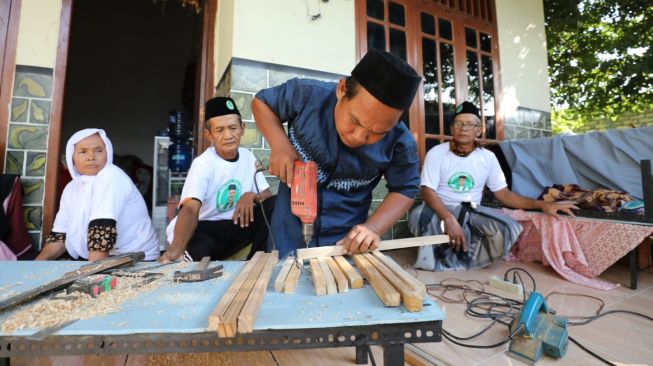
[216,179,242,213]
[447,172,474,193]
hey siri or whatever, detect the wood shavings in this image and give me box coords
[1,274,168,334]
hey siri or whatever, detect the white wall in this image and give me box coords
[495,0,551,113]
[231,0,356,76]
[214,0,235,85]
[15,0,61,68]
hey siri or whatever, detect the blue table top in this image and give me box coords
[0,260,445,336]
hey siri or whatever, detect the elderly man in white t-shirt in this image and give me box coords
[408,101,576,271]
[159,97,275,263]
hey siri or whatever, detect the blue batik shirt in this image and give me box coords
[256,78,419,256]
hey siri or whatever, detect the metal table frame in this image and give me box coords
[0,320,442,366]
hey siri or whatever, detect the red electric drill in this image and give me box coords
[291,161,318,247]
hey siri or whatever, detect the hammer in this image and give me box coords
[173,256,223,282]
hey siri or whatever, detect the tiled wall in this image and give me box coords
[503,106,552,140]
[4,65,54,249]
[217,58,407,240]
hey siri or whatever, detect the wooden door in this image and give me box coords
[0,0,22,172]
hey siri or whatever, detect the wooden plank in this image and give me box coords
[208,251,264,332]
[333,256,363,289]
[237,251,278,333]
[296,235,449,261]
[325,257,348,293]
[372,251,426,296]
[309,258,326,296]
[220,252,271,337]
[274,257,294,292]
[363,253,423,312]
[283,260,302,294]
[351,254,400,307]
[318,257,337,295]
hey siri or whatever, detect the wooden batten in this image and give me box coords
[237,251,278,333]
[274,257,295,292]
[296,235,449,261]
[371,251,426,296]
[309,258,327,296]
[362,253,423,312]
[325,257,348,293]
[283,261,302,294]
[333,256,363,289]
[352,254,400,307]
[221,252,272,337]
[208,251,264,332]
[318,257,337,295]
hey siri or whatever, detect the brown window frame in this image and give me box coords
[355,0,503,162]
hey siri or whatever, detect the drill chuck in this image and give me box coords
[302,223,314,246]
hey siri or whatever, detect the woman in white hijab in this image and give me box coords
[36,129,160,261]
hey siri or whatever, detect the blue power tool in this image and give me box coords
[508,292,569,365]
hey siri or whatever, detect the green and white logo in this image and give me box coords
[447,172,474,193]
[216,179,242,212]
[456,104,463,114]
[226,100,235,110]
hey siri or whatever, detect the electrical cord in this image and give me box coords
[422,266,652,365]
[254,167,276,252]
[569,336,617,366]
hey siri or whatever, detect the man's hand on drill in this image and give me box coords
[269,142,300,187]
[337,223,381,255]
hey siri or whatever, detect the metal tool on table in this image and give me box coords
[173,256,223,282]
[68,274,117,297]
[507,291,569,365]
[291,160,318,247]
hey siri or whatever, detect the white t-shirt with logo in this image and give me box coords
[166,147,269,243]
[420,143,507,206]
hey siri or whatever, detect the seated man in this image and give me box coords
[159,97,275,263]
[408,101,576,271]
[36,129,160,261]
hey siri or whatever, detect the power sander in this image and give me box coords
[508,291,569,365]
[290,161,318,247]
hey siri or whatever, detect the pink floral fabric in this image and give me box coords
[505,209,653,290]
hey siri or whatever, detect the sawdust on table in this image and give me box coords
[0,272,174,334]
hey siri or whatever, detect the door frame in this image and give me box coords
[42,0,217,241]
[0,0,22,173]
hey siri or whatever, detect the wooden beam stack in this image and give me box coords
[208,251,278,337]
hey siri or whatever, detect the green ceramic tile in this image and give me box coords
[10,98,28,122]
[252,149,271,170]
[269,69,300,87]
[231,62,267,92]
[23,206,43,230]
[7,124,49,149]
[372,178,388,199]
[21,178,44,204]
[241,122,262,148]
[13,66,54,98]
[265,176,280,195]
[4,150,24,175]
[30,99,51,124]
[26,151,47,176]
[231,92,253,120]
[28,232,41,251]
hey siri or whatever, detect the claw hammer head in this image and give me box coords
[173,256,223,282]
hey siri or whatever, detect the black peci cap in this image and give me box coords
[351,49,422,110]
[454,101,480,119]
[205,97,241,121]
